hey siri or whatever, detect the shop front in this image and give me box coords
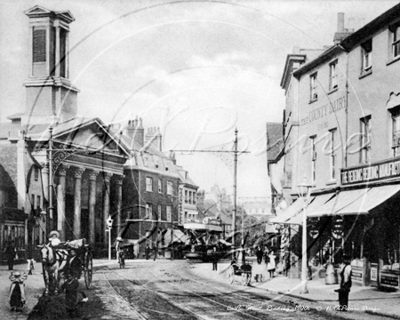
[337,159,400,289]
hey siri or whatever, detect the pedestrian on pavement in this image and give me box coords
[255,245,263,264]
[9,271,28,311]
[266,251,276,278]
[5,241,16,270]
[63,248,82,317]
[283,254,290,277]
[211,247,218,271]
[152,245,157,261]
[337,255,352,311]
[145,244,150,260]
[27,257,35,275]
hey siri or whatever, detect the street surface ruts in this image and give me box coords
[91,261,389,320]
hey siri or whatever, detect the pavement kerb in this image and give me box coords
[259,284,400,320]
[90,258,400,320]
[189,261,400,320]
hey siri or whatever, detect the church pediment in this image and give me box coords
[25,6,75,23]
[24,6,52,17]
[53,118,131,158]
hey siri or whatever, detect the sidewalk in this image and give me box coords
[190,260,400,319]
[0,259,118,320]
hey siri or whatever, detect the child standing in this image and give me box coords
[9,271,28,311]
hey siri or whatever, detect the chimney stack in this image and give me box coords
[145,127,163,151]
[333,12,353,44]
[125,117,144,148]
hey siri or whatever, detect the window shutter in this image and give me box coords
[33,29,46,62]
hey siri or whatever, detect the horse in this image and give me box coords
[39,244,68,296]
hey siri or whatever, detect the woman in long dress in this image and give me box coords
[267,251,276,279]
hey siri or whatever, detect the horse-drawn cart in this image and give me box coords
[39,238,93,295]
[227,260,253,286]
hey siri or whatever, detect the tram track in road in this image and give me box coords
[101,270,202,320]
[95,262,388,320]
[100,263,336,320]
[101,266,267,320]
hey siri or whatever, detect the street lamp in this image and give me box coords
[297,177,312,294]
[106,216,113,261]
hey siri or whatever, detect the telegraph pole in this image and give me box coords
[48,126,54,234]
[232,128,238,260]
[172,128,248,260]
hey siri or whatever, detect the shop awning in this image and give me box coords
[336,185,400,215]
[287,193,336,224]
[309,188,369,217]
[162,229,189,246]
[270,197,311,224]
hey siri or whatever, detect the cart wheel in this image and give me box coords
[227,266,235,284]
[242,273,251,286]
[84,250,93,289]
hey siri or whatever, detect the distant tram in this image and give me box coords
[183,217,232,262]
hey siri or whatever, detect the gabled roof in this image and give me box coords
[25,117,131,158]
[25,5,75,23]
[176,165,198,188]
[266,122,284,163]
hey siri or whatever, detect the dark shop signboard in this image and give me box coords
[341,158,400,185]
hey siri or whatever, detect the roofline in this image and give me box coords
[280,54,306,89]
[293,45,344,79]
[267,147,284,164]
[341,3,400,51]
[61,118,131,157]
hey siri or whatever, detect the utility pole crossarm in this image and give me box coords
[171,149,250,154]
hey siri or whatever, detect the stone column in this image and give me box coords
[54,21,60,77]
[116,175,124,237]
[88,170,99,245]
[73,167,85,239]
[57,165,67,241]
[103,172,112,243]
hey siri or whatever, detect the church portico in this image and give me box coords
[47,137,129,246]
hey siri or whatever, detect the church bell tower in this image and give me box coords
[23,6,79,126]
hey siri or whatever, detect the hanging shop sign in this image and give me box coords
[309,218,319,239]
[341,157,400,185]
[332,216,344,239]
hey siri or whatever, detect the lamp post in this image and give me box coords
[106,216,113,261]
[297,178,312,294]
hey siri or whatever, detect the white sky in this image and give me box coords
[1,0,398,200]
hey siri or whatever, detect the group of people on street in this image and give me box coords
[255,245,276,278]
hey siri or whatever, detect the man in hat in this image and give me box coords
[5,241,16,270]
[63,248,82,317]
[337,255,352,311]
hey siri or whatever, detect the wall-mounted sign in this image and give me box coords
[332,216,343,239]
[370,266,378,282]
[300,96,346,126]
[380,273,399,288]
[341,157,400,185]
